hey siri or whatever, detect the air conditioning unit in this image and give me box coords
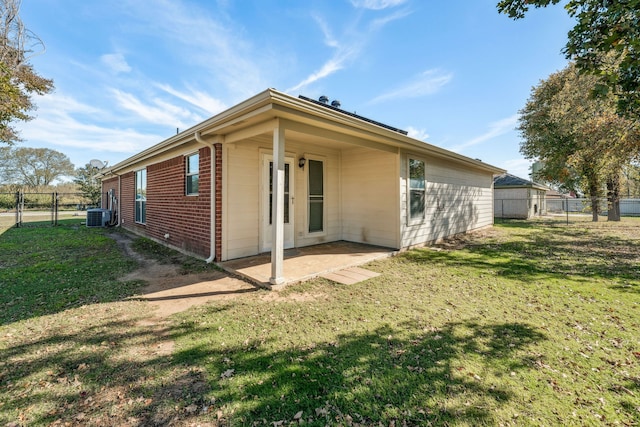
[86,208,111,227]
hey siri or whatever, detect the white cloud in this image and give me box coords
[36,93,102,116]
[370,69,453,104]
[110,89,199,128]
[23,116,160,153]
[406,126,429,141]
[156,83,227,116]
[288,5,411,93]
[18,93,162,156]
[502,158,533,180]
[370,8,413,30]
[350,0,408,10]
[449,114,518,153]
[313,14,340,48]
[287,56,350,93]
[121,0,265,97]
[100,53,132,74]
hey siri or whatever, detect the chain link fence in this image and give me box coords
[495,197,640,223]
[0,192,100,231]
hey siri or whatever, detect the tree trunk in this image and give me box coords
[589,180,599,222]
[607,174,621,221]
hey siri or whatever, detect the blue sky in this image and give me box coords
[18,0,574,179]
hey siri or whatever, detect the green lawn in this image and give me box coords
[1,218,639,426]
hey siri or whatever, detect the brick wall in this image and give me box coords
[104,147,213,259]
[120,172,135,227]
[146,147,211,257]
[101,177,118,210]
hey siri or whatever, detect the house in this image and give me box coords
[493,173,548,219]
[100,88,504,284]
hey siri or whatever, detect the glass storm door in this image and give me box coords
[261,155,295,252]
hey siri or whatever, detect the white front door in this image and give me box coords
[261,154,295,252]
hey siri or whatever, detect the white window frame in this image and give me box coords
[135,168,147,224]
[407,157,426,224]
[186,152,199,196]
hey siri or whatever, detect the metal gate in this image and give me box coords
[0,192,100,229]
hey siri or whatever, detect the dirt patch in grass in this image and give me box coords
[109,231,258,318]
[259,289,329,303]
[428,226,504,250]
[169,218,640,426]
[0,228,256,426]
[3,218,640,426]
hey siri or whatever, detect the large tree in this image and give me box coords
[518,63,640,221]
[497,0,640,116]
[73,163,103,206]
[1,0,54,145]
[0,147,75,187]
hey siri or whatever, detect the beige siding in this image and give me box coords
[223,142,261,260]
[222,134,496,260]
[400,152,494,248]
[341,147,399,248]
[222,137,341,260]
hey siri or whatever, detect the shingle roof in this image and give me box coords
[494,173,548,190]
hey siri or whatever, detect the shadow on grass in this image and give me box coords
[0,226,143,325]
[0,225,222,325]
[172,318,546,425]
[1,308,546,426]
[0,303,237,426]
[407,221,640,294]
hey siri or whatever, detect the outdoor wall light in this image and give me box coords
[298,157,306,168]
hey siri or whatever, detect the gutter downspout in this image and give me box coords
[117,174,122,226]
[195,131,216,263]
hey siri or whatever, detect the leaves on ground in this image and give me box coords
[1,217,640,425]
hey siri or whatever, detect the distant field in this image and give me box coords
[0,210,87,230]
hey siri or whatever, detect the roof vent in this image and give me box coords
[318,95,329,104]
[331,99,341,108]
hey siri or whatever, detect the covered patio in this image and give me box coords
[218,241,395,288]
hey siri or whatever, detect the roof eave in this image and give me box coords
[100,88,505,177]
[100,89,277,176]
[270,90,505,174]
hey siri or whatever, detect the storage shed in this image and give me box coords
[494,173,548,219]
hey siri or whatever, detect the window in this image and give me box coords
[308,159,324,233]
[409,158,425,221]
[268,161,290,224]
[135,169,147,224]
[186,153,199,195]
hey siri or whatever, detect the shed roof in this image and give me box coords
[494,173,548,191]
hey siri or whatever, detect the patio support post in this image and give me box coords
[270,121,285,285]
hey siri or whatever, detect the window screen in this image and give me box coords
[409,158,425,220]
[135,169,147,223]
[308,159,324,232]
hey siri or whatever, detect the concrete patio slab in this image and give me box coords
[219,241,395,287]
[134,271,259,317]
[321,266,381,285]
